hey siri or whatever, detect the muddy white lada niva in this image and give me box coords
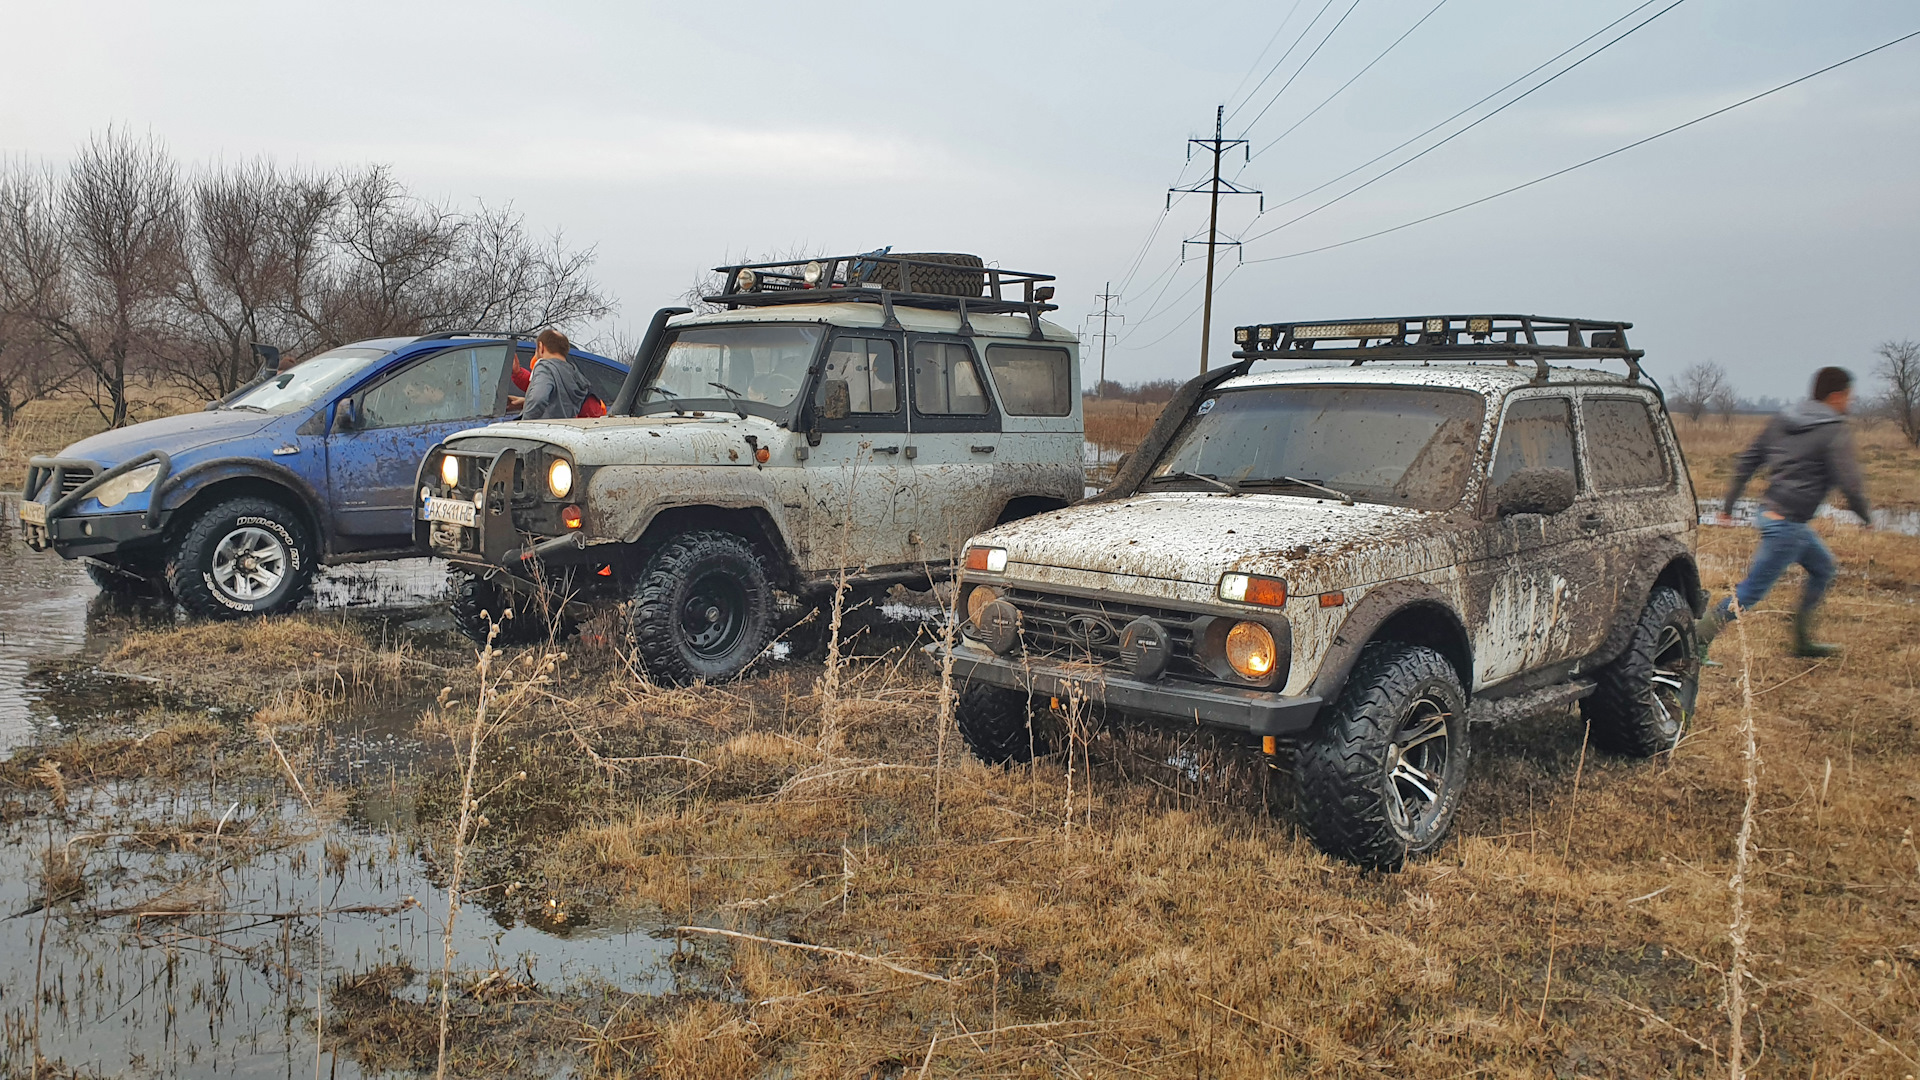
[937,315,1704,870]
[414,253,1082,684]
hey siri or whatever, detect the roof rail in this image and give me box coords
[704,252,1059,340]
[1230,314,1644,383]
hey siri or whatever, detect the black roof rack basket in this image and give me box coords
[704,252,1058,340]
[1230,314,1644,383]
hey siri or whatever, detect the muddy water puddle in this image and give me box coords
[0,496,683,1077]
[1700,497,1920,535]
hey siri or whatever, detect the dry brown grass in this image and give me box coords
[1,389,201,491]
[1082,396,1165,455]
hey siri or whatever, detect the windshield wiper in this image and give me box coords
[1160,470,1239,495]
[1268,476,1355,505]
[642,385,679,401]
[707,381,749,419]
[224,404,269,413]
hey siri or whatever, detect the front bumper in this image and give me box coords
[20,451,174,558]
[930,640,1324,737]
[415,443,590,572]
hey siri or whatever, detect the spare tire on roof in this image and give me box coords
[865,252,985,297]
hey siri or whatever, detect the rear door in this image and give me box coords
[326,345,512,539]
[905,335,1002,564]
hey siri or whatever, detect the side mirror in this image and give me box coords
[819,379,851,421]
[1495,467,1576,517]
[336,398,362,432]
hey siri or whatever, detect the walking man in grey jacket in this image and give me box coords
[1702,366,1872,658]
[516,328,591,421]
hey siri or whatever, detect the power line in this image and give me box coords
[1242,26,1920,265]
[1221,0,1310,116]
[1240,0,1687,247]
[1247,0,1663,222]
[1246,0,1453,163]
[1236,0,1368,137]
[1225,0,1343,124]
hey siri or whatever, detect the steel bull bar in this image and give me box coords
[416,445,592,570]
[930,639,1325,737]
[22,450,174,549]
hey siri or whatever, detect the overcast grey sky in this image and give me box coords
[4,0,1915,398]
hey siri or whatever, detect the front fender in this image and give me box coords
[1306,579,1473,704]
[587,464,798,549]
[157,458,325,544]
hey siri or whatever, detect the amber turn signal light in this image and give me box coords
[561,505,583,529]
[1319,590,1346,608]
[1218,572,1287,607]
[755,446,770,463]
[964,546,1008,573]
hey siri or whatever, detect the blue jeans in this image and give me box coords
[1720,514,1835,618]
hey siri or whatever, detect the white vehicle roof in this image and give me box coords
[668,302,1076,345]
[1214,361,1651,398]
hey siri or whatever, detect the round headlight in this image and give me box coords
[1226,621,1277,680]
[734,268,758,292]
[547,458,573,499]
[802,260,824,286]
[965,585,1000,627]
[440,454,460,487]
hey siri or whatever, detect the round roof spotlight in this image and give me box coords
[801,260,824,287]
[734,268,759,292]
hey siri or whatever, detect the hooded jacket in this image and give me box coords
[1722,398,1871,523]
[521,356,591,421]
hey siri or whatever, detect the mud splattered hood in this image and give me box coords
[450,414,774,468]
[976,492,1453,589]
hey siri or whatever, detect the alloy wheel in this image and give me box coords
[211,526,289,602]
[1384,695,1455,844]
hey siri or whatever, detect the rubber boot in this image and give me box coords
[1792,605,1840,658]
[1695,597,1729,667]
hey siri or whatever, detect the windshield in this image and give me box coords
[225,348,386,414]
[1149,385,1486,509]
[640,324,822,412]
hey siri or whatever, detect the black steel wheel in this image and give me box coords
[625,530,774,685]
[954,683,1061,766]
[1296,642,1471,871]
[167,497,316,619]
[1585,586,1699,757]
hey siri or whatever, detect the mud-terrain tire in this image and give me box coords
[955,683,1060,766]
[866,253,985,297]
[1584,586,1698,757]
[1295,642,1470,872]
[449,568,572,647]
[626,530,775,685]
[86,556,168,598]
[166,497,316,619]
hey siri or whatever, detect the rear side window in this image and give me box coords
[1584,397,1670,490]
[983,345,1071,416]
[912,341,990,415]
[1491,397,1578,488]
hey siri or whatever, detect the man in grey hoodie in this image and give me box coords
[517,328,591,421]
[1701,366,1871,658]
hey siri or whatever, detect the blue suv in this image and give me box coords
[16,334,626,618]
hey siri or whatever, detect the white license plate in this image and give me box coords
[17,500,46,526]
[421,496,477,526]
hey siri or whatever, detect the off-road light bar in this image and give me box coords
[1293,321,1403,340]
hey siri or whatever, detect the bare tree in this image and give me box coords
[0,163,75,427]
[1709,383,1740,424]
[1876,338,1920,446]
[39,130,185,427]
[1671,361,1731,423]
[161,161,337,399]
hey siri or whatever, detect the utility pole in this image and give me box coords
[1086,282,1122,396]
[1169,105,1260,373]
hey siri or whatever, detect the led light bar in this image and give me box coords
[1291,321,1404,340]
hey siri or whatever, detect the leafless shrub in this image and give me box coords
[1875,338,1920,446]
[1672,362,1733,424]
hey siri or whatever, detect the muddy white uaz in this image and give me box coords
[937,315,1704,870]
[415,253,1081,683]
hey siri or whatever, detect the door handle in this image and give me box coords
[970,445,996,454]
[1580,512,1604,530]
[872,445,900,455]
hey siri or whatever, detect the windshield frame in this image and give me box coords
[631,322,828,426]
[1143,381,1491,511]
[222,347,388,416]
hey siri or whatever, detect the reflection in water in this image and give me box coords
[1701,497,1920,536]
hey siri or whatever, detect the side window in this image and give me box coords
[983,345,1072,416]
[912,341,991,415]
[817,336,900,415]
[360,347,503,429]
[1490,397,1578,489]
[1584,396,1670,491]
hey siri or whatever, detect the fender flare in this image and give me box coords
[158,458,325,543]
[1307,579,1475,705]
[622,498,807,587]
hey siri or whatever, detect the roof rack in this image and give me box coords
[1230,314,1644,383]
[413,329,539,342]
[704,252,1059,340]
